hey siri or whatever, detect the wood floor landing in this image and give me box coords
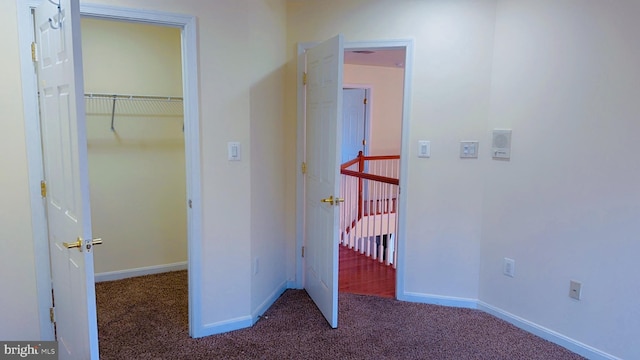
[338,245,396,298]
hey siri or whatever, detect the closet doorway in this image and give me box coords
[81,17,188,325]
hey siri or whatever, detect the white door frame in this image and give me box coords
[17,0,203,339]
[342,85,372,157]
[296,39,413,297]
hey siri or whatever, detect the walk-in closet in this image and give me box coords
[81,18,187,280]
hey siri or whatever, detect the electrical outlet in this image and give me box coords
[569,280,582,300]
[503,258,515,277]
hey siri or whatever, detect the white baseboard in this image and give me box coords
[94,261,187,283]
[477,301,621,360]
[286,280,301,289]
[198,316,253,337]
[398,291,619,359]
[251,281,288,324]
[399,291,478,309]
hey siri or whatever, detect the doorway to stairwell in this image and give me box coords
[296,38,412,327]
[338,47,406,299]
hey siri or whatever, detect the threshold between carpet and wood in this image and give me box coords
[95,270,584,359]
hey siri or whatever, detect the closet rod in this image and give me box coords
[84,93,183,132]
[85,93,183,101]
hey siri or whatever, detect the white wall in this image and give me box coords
[82,18,187,274]
[249,0,289,317]
[344,64,404,156]
[0,0,41,341]
[479,1,640,359]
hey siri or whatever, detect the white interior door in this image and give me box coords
[35,0,99,358]
[304,35,344,328]
[341,88,367,163]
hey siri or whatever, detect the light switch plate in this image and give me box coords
[503,258,515,277]
[569,280,582,300]
[460,141,479,158]
[228,142,241,161]
[418,140,431,158]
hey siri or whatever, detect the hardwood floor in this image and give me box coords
[338,245,396,298]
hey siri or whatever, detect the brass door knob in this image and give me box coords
[62,239,82,250]
[63,237,102,252]
[321,196,335,205]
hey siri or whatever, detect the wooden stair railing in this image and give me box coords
[340,151,400,219]
[340,151,400,267]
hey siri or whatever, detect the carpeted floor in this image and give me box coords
[95,271,584,359]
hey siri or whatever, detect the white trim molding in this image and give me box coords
[399,292,479,309]
[478,302,622,360]
[200,316,253,337]
[399,292,619,359]
[17,0,54,341]
[251,281,288,324]
[95,262,188,283]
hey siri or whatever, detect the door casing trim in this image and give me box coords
[295,39,414,298]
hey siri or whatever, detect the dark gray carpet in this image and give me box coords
[96,271,584,359]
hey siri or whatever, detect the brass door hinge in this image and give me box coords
[363,97,367,105]
[31,42,37,62]
[302,72,307,85]
[301,162,307,174]
[362,139,367,146]
[301,246,305,258]
[49,307,55,323]
[40,180,47,198]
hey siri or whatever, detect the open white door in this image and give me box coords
[304,35,344,328]
[35,0,99,358]
[342,88,367,163]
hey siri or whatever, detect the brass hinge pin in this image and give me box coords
[40,180,47,198]
[31,42,37,62]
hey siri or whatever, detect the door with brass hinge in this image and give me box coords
[303,34,344,329]
[35,0,100,358]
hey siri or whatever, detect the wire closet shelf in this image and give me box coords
[84,93,184,131]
